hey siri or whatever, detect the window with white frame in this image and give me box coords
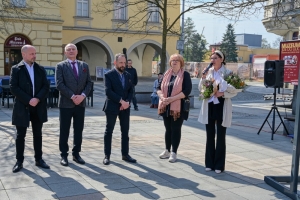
[11,0,26,7]
[77,0,89,17]
[148,3,159,23]
[114,0,127,20]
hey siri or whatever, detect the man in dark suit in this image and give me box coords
[10,45,50,173]
[125,59,138,110]
[56,43,92,166]
[102,53,137,165]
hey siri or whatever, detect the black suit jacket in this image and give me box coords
[10,61,49,127]
[102,68,133,114]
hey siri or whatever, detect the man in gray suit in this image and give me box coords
[56,43,92,166]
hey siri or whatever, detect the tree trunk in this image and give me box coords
[160,0,168,73]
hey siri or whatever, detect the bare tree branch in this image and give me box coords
[93,0,297,71]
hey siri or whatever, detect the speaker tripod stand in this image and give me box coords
[257,87,289,140]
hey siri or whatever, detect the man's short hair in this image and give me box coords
[158,73,163,75]
[65,43,77,52]
[115,53,126,61]
[127,59,132,62]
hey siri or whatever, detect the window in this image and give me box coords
[114,0,127,20]
[11,0,26,7]
[77,0,89,17]
[148,3,159,23]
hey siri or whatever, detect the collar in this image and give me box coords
[23,61,34,68]
[67,58,77,63]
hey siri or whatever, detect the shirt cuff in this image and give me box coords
[81,93,86,97]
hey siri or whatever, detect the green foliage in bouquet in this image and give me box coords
[199,80,214,100]
[225,74,245,89]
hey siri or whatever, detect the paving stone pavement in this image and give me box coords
[0,78,296,200]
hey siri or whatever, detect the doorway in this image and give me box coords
[4,49,22,75]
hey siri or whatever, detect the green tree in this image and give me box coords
[183,17,196,62]
[261,38,271,49]
[190,33,207,62]
[220,24,238,63]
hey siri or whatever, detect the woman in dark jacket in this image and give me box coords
[157,53,192,163]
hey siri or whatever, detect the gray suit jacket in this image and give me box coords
[55,59,92,108]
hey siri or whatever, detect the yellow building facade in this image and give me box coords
[0,0,180,77]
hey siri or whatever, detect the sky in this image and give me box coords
[184,9,280,46]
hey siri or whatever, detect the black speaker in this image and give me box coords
[264,60,284,88]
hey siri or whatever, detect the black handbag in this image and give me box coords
[183,98,190,112]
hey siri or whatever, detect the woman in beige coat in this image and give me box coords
[198,50,239,174]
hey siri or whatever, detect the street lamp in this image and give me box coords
[178,0,185,55]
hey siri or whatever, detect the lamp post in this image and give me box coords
[179,0,185,55]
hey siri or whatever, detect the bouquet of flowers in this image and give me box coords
[199,79,214,100]
[225,74,245,89]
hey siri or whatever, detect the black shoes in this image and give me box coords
[134,107,139,111]
[60,157,69,166]
[73,155,85,165]
[12,162,23,173]
[103,156,110,165]
[35,159,50,169]
[122,155,137,163]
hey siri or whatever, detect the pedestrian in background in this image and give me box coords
[157,54,192,163]
[198,50,238,174]
[125,59,139,111]
[10,45,50,173]
[150,72,163,108]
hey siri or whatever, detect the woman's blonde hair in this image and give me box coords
[169,54,185,69]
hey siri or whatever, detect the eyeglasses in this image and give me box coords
[171,60,180,63]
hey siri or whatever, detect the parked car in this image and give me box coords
[0,66,56,96]
[44,66,56,85]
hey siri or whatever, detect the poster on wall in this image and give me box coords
[280,41,300,85]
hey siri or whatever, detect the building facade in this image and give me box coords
[262,0,300,41]
[0,0,180,77]
[235,34,262,48]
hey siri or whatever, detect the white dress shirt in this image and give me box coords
[24,61,35,96]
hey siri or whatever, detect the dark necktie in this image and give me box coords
[119,74,125,88]
[71,62,78,79]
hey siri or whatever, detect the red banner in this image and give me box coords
[280,41,300,85]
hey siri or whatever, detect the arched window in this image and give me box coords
[292,31,299,40]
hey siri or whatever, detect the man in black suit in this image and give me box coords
[10,45,50,173]
[102,53,137,165]
[56,43,92,166]
[125,59,138,110]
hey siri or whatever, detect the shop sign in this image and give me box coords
[5,35,31,47]
[280,41,300,85]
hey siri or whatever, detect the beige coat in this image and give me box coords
[198,65,241,127]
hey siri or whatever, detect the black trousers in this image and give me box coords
[163,116,184,153]
[205,118,227,171]
[132,86,138,109]
[59,106,85,157]
[104,109,130,157]
[16,107,43,163]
